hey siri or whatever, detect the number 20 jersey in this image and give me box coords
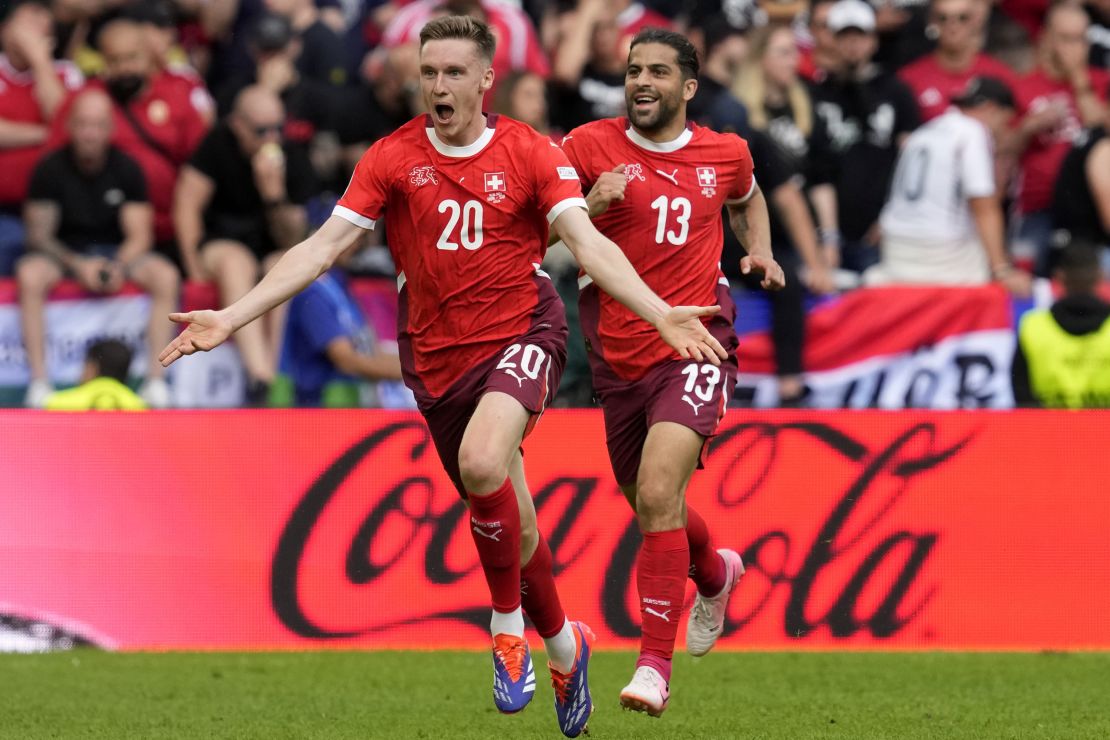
[334,115,586,400]
[561,118,755,382]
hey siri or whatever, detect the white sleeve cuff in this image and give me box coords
[725,177,758,205]
[332,205,377,230]
[546,197,588,224]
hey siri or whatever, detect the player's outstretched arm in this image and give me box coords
[728,185,786,291]
[158,215,366,367]
[553,206,727,365]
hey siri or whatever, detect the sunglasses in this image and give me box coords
[933,12,972,24]
[252,122,284,136]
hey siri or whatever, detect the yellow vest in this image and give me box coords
[44,377,148,412]
[1019,309,1110,408]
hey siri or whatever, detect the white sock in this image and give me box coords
[490,607,525,638]
[543,619,577,673]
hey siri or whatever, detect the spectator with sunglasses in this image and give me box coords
[899,0,1017,122]
[173,85,318,403]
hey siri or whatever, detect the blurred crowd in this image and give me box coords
[1,0,1108,409]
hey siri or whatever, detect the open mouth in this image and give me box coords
[433,103,455,124]
[633,93,658,113]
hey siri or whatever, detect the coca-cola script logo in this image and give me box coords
[270,419,973,642]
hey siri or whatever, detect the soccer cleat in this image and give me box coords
[619,665,670,717]
[491,633,536,713]
[686,548,745,657]
[549,621,595,737]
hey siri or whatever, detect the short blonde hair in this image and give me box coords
[419,15,496,64]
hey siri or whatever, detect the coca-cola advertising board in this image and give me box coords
[1,410,1108,651]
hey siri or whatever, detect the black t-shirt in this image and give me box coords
[551,65,626,132]
[811,70,920,240]
[298,20,348,87]
[188,123,318,257]
[27,146,147,250]
[1087,4,1110,69]
[1053,126,1110,246]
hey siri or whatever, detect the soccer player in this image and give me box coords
[559,29,786,716]
[157,16,727,738]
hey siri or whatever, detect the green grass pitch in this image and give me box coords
[3,651,1109,739]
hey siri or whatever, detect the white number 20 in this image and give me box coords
[436,199,484,251]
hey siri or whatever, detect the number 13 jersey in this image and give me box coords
[334,114,586,400]
[561,118,755,382]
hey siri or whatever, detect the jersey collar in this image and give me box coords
[425,114,498,158]
[624,121,694,153]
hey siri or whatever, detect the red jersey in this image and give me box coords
[562,118,754,381]
[334,114,586,399]
[898,53,1017,123]
[48,71,210,241]
[0,54,83,206]
[1016,67,1110,214]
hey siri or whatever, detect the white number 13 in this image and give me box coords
[650,195,691,245]
[681,363,721,402]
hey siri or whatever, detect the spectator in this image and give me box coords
[1052,107,1110,260]
[215,13,340,181]
[493,70,551,136]
[18,90,179,409]
[119,0,215,124]
[263,0,349,87]
[279,247,404,407]
[174,85,316,403]
[48,18,211,260]
[798,0,840,82]
[1012,3,1109,274]
[687,16,751,128]
[1089,0,1110,69]
[811,0,920,272]
[0,0,83,275]
[869,76,1031,294]
[1014,242,1110,408]
[550,0,671,130]
[898,0,1018,122]
[44,338,147,411]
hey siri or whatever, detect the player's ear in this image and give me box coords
[683,77,698,102]
[480,65,494,93]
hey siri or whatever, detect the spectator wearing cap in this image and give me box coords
[1014,243,1110,408]
[174,85,317,404]
[0,0,83,275]
[810,0,920,273]
[868,76,1031,294]
[263,0,348,88]
[44,339,148,411]
[898,0,1018,122]
[215,13,340,183]
[1052,103,1110,260]
[1011,4,1110,275]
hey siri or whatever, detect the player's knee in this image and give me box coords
[457,446,508,494]
[635,479,683,529]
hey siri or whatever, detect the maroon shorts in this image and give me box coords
[418,286,568,498]
[582,281,739,488]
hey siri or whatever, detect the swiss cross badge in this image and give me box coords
[484,171,506,203]
[697,167,717,198]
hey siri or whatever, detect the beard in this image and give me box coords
[626,91,681,133]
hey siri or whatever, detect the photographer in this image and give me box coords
[16,89,179,409]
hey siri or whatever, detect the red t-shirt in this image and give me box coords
[561,118,754,381]
[0,55,83,206]
[898,53,1018,123]
[334,114,586,398]
[1016,67,1110,214]
[49,71,210,241]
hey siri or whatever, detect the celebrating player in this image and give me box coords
[559,28,786,717]
[157,16,727,738]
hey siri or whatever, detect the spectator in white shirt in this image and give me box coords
[867,76,1032,295]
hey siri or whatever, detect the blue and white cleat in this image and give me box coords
[492,633,536,713]
[549,621,595,737]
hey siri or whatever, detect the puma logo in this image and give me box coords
[682,394,704,416]
[656,168,679,186]
[503,368,527,387]
[644,607,672,622]
[472,525,503,542]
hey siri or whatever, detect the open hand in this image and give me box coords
[656,305,728,365]
[158,310,235,367]
[741,254,786,291]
